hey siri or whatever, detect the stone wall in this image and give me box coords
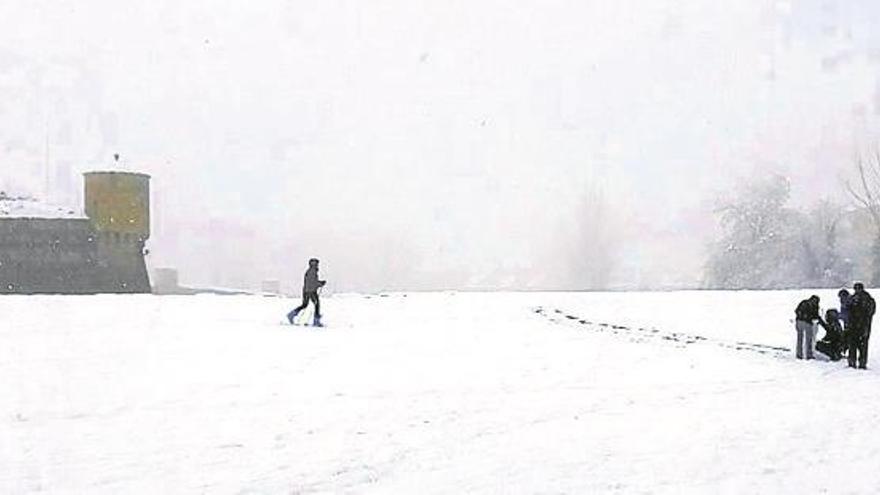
[0,218,98,293]
[0,219,150,294]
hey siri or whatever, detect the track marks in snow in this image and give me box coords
[534,307,791,358]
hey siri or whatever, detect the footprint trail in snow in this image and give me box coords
[534,306,792,358]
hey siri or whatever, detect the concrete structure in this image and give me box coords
[83,172,151,293]
[261,279,281,295]
[0,171,151,294]
[151,267,256,296]
[152,267,181,295]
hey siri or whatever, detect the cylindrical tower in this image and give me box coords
[83,171,152,293]
[84,171,150,239]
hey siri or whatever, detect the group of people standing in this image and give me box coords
[795,283,876,368]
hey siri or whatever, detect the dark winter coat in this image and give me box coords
[795,299,821,323]
[819,317,844,347]
[302,266,325,293]
[816,309,844,360]
[849,290,876,335]
[839,293,852,324]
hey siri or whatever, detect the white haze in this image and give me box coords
[1,0,880,291]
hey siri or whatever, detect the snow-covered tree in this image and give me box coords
[705,174,803,289]
[799,199,852,287]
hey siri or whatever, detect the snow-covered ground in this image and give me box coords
[4,289,880,494]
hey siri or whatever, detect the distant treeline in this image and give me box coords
[705,168,880,289]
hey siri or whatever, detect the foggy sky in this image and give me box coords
[2,0,880,292]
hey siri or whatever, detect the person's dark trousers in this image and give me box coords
[289,290,321,319]
[859,329,871,369]
[849,327,865,368]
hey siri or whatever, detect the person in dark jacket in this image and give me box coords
[847,282,876,369]
[838,288,852,358]
[816,309,844,361]
[838,289,852,328]
[794,295,824,360]
[287,258,327,327]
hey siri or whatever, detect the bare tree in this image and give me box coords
[563,184,618,290]
[845,148,880,284]
[800,199,851,287]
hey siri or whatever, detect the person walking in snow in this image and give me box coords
[287,258,327,327]
[847,282,875,369]
[794,295,824,360]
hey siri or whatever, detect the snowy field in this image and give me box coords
[4,289,880,494]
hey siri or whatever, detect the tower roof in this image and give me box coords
[84,171,151,179]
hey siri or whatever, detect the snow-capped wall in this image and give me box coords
[0,193,84,219]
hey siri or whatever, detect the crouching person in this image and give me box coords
[816,309,844,361]
[794,295,823,360]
